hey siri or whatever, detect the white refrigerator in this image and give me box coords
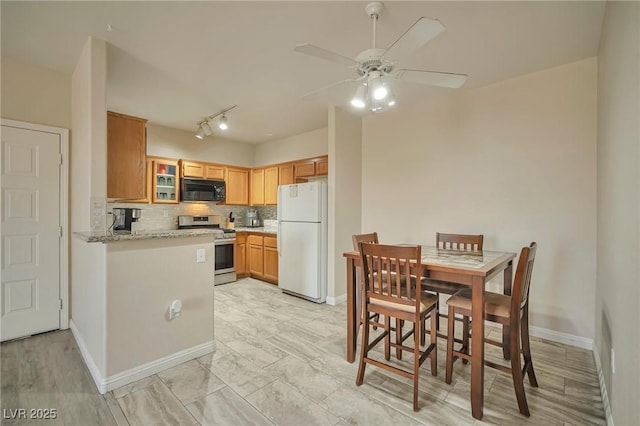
[277,181,327,303]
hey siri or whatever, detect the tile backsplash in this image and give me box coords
[108,202,276,232]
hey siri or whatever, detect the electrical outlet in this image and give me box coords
[196,248,206,263]
[163,209,169,218]
[611,348,616,374]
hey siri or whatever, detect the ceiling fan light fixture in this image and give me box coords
[350,84,367,109]
[368,72,387,100]
[218,114,229,130]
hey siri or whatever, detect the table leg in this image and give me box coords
[346,257,357,363]
[471,275,485,420]
[502,260,513,360]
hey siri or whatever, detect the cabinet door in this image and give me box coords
[107,111,147,199]
[205,165,225,180]
[226,168,249,205]
[294,161,315,178]
[264,167,279,205]
[316,157,328,175]
[263,246,278,284]
[152,159,179,203]
[279,164,294,186]
[181,161,204,178]
[251,169,265,205]
[248,244,264,278]
[235,242,247,275]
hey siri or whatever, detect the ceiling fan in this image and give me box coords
[294,2,467,112]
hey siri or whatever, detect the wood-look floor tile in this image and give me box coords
[117,379,196,426]
[264,356,342,403]
[204,349,277,397]
[246,380,339,426]
[157,359,226,404]
[186,386,273,426]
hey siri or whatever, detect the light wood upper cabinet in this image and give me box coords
[180,160,204,178]
[205,165,225,180]
[226,167,249,205]
[151,158,179,203]
[251,169,265,205]
[294,161,316,178]
[316,157,328,175]
[107,111,147,199]
[279,164,294,186]
[264,167,279,205]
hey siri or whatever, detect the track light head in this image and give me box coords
[195,126,205,139]
[218,114,228,130]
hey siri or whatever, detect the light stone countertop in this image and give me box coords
[233,226,278,235]
[73,228,219,243]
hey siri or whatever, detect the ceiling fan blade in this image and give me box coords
[382,17,445,63]
[294,43,357,67]
[301,78,358,101]
[396,69,468,89]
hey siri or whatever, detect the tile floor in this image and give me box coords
[1,277,606,425]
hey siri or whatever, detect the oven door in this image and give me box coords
[214,239,236,285]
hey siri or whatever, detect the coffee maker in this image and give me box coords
[244,209,261,227]
[112,208,141,234]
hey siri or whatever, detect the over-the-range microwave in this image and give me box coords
[181,178,225,202]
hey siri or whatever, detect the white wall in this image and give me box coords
[362,57,597,340]
[595,2,640,424]
[71,37,108,377]
[327,107,361,303]
[254,127,328,167]
[147,123,254,168]
[105,236,214,375]
[1,57,71,129]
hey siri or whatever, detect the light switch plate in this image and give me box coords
[196,248,206,263]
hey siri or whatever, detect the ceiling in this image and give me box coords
[1,1,605,144]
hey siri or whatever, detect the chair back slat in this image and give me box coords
[511,242,537,315]
[359,242,422,310]
[436,232,483,251]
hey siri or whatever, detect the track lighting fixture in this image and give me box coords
[194,105,237,139]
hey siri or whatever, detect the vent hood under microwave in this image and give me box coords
[181,178,225,202]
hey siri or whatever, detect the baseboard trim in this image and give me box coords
[529,325,593,350]
[593,344,615,426]
[70,319,216,394]
[326,293,347,306]
[103,340,216,392]
[70,320,106,393]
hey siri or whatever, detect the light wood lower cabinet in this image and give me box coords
[234,232,247,276]
[243,233,278,284]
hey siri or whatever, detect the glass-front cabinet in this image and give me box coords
[151,158,179,203]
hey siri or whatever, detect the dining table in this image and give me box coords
[343,245,516,420]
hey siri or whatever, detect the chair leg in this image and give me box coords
[384,315,391,360]
[445,305,455,384]
[462,315,470,365]
[413,318,421,411]
[430,307,438,376]
[510,321,530,417]
[435,293,441,330]
[356,307,371,386]
[396,318,403,360]
[521,310,539,387]
[421,318,426,347]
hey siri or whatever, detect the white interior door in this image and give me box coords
[1,125,61,341]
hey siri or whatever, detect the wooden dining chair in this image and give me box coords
[444,242,538,417]
[352,232,380,329]
[421,233,484,348]
[356,242,438,411]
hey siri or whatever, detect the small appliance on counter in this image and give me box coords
[112,208,141,234]
[178,215,237,286]
[245,209,262,227]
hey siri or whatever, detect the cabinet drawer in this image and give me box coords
[247,235,263,245]
[264,236,277,248]
[235,232,247,244]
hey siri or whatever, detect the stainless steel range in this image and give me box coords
[178,215,237,285]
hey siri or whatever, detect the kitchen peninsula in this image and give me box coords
[71,230,215,393]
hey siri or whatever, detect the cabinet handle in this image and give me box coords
[277,222,281,256]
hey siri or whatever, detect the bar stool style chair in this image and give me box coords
[424,233,484,330]
[445,242,538,417]
[352,233,380,329]
[356,243,438,411]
